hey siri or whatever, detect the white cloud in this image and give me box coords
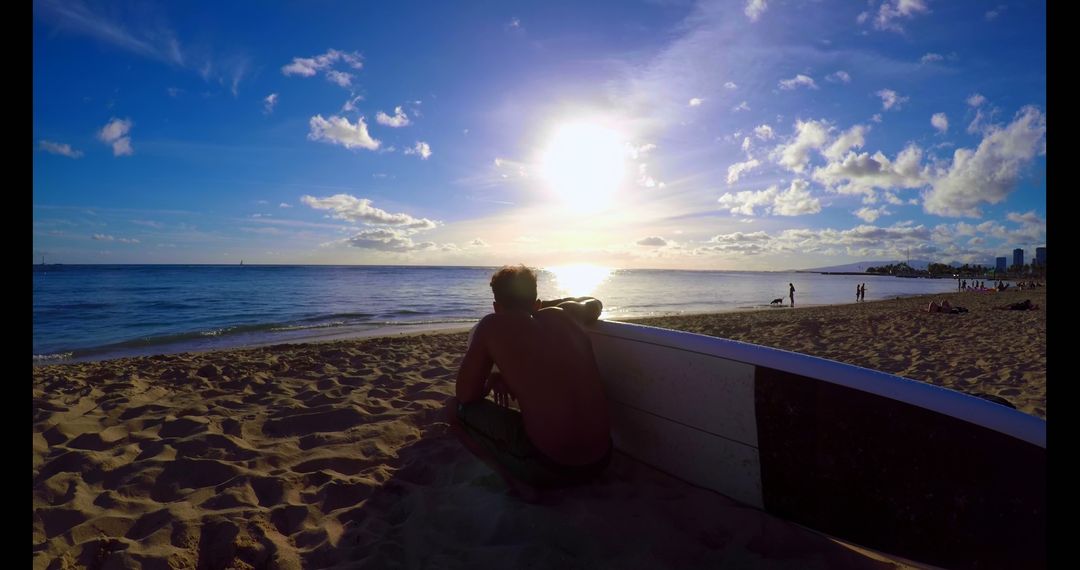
[1007,211,1043,227]
[508,17,522,29]
[823,124,868,162]
[345,228,435,251]
[263,93,278,114]
[91,233,139,243]
[39,140,83,158]
[862,0,930,32]
[986,5,1006,20]
[967,109,989,134]
[301,194,438,229]
[733,101,751,112]
[726,158,761,185]
[741,137,752,153]
[637,236,669,247]
[376,106,411,127]
[718,180,820,217]
[920,53,944,64]
[754,125,775,140]
[469,238,490,247]
[719,187,777,216]
[689,97,704,107]
[931,112,949,133]
[744,0,768,22]
[282,49,363,77]
[854,206,891,222]
[637,163,663,188]
[307,115,380,151]
[724,81,738,89]
[279,202,291,208]
[871,113,883,123]
[97,118,134,156]
[697,231,772,255]
[967,93,987,107]
[628,143,657,160]
[342,96,364,112]
[813,144,926,197]
[772,179,822,216]
[325,70,353,88]
[405,141,432,159]
[876,89,908,111]
[826,71,851,83]
[925,106,1047,217]
[773,119,829,172]
[779,74,818,90]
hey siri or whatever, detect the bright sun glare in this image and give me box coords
[539,121,627,212]
[546,264,613,297]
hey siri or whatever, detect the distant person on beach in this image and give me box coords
[856,284,861,303]
[995,299,1039,311]
[860,283,866,302]
[927,300,968,314]
[789,283,795,308]
[447,265,612,496]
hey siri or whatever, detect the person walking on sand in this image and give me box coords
[860,283,866,302]
[856,283,861,303]
[446,265,612,499]
[789,282,795,308]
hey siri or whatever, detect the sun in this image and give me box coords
[539,120,628,212]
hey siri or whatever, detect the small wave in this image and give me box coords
[270,321,347,332]
[34,352,74,362]
[371,318,478,326]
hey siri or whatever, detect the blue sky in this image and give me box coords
[33,0,1046,270]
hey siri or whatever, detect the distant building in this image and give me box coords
[1035,247,1046,267]
[1013,248,1024,269]
[996,257,1007,273]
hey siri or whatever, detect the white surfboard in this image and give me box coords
[586,320,1046,570]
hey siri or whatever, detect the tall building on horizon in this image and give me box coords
[996,257,1007,273]
[1013,248,1024,269]
[1035,246,1046,267]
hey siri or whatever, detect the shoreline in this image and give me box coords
[34,290,961,367]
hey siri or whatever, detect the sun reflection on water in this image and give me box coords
[545,264,613,297]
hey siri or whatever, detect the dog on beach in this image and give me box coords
[770,298,784,306]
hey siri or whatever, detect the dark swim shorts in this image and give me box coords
[457,399,612,488]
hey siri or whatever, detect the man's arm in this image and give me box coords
[538,296,601,309]
[545,298,603,324]
[456,316,495,403]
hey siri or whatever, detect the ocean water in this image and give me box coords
[33,264,961,363]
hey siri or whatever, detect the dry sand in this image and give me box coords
[34,289,1045,569]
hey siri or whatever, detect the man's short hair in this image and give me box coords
[490,265,538,310]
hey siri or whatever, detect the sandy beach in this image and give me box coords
[33,290,1045,569]
[629,288,1046,418]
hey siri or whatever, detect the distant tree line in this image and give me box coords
[865,261,1045,278]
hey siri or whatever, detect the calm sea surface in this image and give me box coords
[33,265,961,363]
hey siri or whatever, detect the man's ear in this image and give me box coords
[492,301,500,313]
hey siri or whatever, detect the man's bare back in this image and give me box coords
[457,304,612,466]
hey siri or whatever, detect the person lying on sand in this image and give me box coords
[446,265,612,498]
[995,299,1040,311]
[927,300,969,314]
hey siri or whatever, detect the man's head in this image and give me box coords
[490,265,540,313]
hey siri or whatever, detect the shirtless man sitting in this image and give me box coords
[445,265,612,495]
